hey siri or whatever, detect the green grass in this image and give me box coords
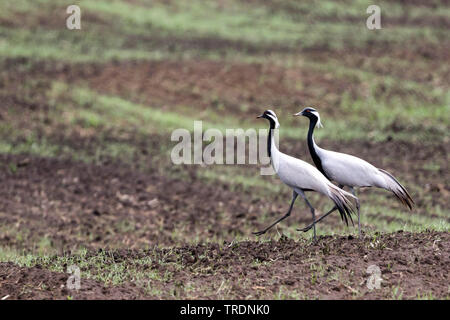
[82,0,447,45]
[1,0,448,143]
[45,81,450,144]
[0,0,448,62]
[0,136,139,165]
[0,246,172,287]
[0,137,62,158]
[0,0,448,299]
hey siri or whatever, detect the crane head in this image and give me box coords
[294,107,323,128]
[257,109,280,129]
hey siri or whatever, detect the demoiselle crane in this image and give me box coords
[253,110,357,241]
[294,107,414,235]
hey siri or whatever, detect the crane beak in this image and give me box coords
[293,111,303,116]
[256,114,264,119]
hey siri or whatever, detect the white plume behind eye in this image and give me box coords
[266,113,280,129]
[311,111,322,128]
[266,109,276,117]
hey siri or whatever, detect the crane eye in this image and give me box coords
[305,109,310,113]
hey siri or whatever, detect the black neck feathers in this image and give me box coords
[307,118,330,180]
[266,118,275,158]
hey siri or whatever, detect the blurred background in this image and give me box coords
[0,0,448,251]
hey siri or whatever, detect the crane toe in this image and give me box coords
[297,225,313,232]
[252,230,266,236]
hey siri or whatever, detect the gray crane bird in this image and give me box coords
[253,110,357,241]
[294,107,414,235]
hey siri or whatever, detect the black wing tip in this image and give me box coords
[379,168,414,209]
[393,190,414,210]
[336,201,354,227]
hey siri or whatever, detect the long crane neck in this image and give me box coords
[267,128,272,158]
[307,118,329,179]
[267,121,276,158]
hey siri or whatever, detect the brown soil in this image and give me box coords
[0,132,448,252]
[1,231,448,299]
[1,56,447,255]
[153,231,449,299]
[0,53,448,255]
[2,53,447,128]
[0,59,355,116]
[0,262,147,299]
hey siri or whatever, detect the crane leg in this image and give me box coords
[253,190,298,236]
[296,189,317,242]
[350,187,361,236]
[297,184,345,233]
[297,206,337,232]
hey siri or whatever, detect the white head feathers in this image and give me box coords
[265,109,280,129]
[311,110,323,128]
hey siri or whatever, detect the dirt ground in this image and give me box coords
[0,262,146,299]
[0,0,449,299]
[1,231,448,299]
[0,135,448,251]
[0,149,448,299]
[1,58,449,297]
[0,56,449,298]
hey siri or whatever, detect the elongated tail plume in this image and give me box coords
[378,169,414,210]
[327,184,356,226]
